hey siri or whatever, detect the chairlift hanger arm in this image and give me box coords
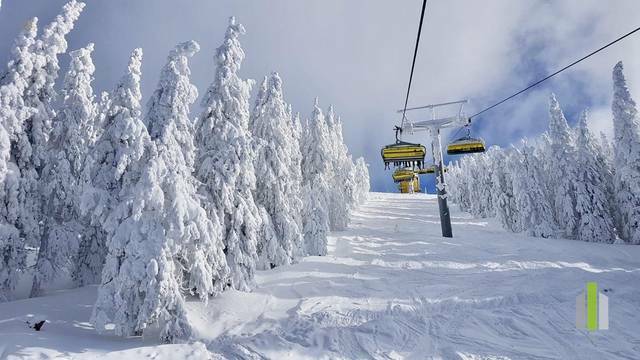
[398,115,470,133]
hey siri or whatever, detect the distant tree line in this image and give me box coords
[448,63,640,245]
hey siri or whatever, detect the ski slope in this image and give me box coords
[2,192,640,359]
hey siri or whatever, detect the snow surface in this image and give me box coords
[2,192,640,359]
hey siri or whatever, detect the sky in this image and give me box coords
[1,0,639,192]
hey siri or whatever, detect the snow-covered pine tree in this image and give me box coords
[15,1,85,253]
[65,48,107,287]
[447,160,467,211]
[90,91,110,144]
[146,40,228,299]
[82,48,148,295]
[301,100,331,184]
[0,125,20,301]
[461,155,480,215]
[594,131,617,239]
[93,148,192,342]
[32,43,98,295]
[300,99,332,255]
[0,17,38,136]
[289,110,305,255]
[458,154,488,218]
[469,153,494,218]
[249,77,285,269]
[82,48,147,236]
[93,43,224,341]
[573,110,616,243]
[0,18,39,301]
[301,176,330,256]
[599,132,614,164]
[511,140,554,237]
[546,94,578,239]
[324,106,354,230]
[195,17,260,291]
[494,149,520,232]
[611,61,640,244]
[90,48,190,342]
[534,133,556,208]
[250,72,303,269]
[352,157,370,204]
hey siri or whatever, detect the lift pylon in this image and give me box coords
[395,99,469,238]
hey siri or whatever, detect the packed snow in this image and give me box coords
[2,192,639,359]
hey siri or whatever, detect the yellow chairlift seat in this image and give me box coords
[381,141,426,169]
[447,136,486,155]
[392,168,416,183]
[398,176,421,193]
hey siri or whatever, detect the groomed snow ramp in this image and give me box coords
[1,193,639,359]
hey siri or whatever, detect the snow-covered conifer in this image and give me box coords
[302,176,330,256]
[93,150,192,342]
[0,18,39,300]
[493,149,520,232]
[599,132,614,163]
[82,48,147,235]
[32,43,98,295]
[467,153,494,218]
[0,17,38,136]
[93,91,111,141]
[146,40,228,298]
[447,161,468,212]
[90,48,192,342]
[511,141,554,237]
[301,99,331,182]
[13,1,84,267]
[82,48,149,299]
[250,73,303,268]
[546,94,578,238]
[352,157,370,204]
[300,100,332,255]
[324,107,355,229]
[0,126,20,301]
[574,110,616,242]
[611,62,640,244]
[289,110,305,253]
[195,17,259,291]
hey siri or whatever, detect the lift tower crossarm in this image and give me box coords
[396,99,468,113]
[406,116,469,131]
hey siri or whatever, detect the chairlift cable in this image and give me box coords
[400,0,429,130]
[469,25,640,120]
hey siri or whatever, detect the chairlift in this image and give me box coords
[381,126,426,169]
[398,176,421,194]
[392,168,416,183]
[447,126,486,155]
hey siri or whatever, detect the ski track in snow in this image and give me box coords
[2,192,640,359]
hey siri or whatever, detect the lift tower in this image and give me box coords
[397,100,469,238]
